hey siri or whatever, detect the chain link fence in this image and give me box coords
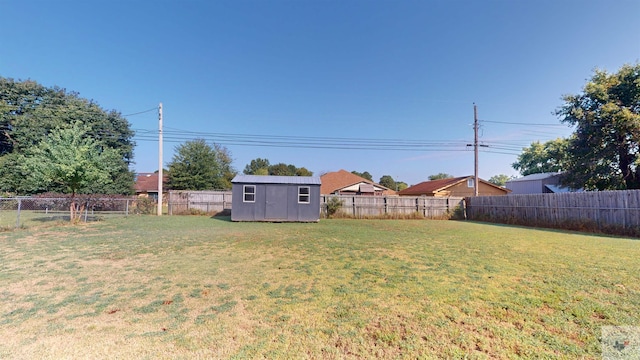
[0,196,156,230]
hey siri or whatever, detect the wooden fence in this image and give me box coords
[466,190,640,234]
[321,195,464,219]
[168,191,233,215]
[167,190,463,219]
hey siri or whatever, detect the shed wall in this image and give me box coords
[506,176,560,194]
[231,183,321,222]
[506,180,543,194]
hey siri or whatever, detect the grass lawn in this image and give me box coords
[1,216,639,359]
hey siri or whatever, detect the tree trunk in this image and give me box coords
[69,192,77,223]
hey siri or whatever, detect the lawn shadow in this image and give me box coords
[210,209,232,222]
[466,220,638,240]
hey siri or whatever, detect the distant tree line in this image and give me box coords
[243,158,312,176]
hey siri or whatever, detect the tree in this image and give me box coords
[488,174,514,187]
[0,77,135,194]
[428,173,454,180]
[243,158,270,175]
[243,158,313,176]
[268,163,293,176]
[379,175,396,190]
[21,123,121,221]
[512,138,569,176]
[556,63,640,190]
[295,167,313,176]
[351,170,373,181]
[167,139,236,190]
[396,182,408,191]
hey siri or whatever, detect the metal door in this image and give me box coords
[265,186,288,219]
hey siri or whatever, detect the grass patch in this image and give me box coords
[0,216,638,358]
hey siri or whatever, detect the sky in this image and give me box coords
[1,0,639,186]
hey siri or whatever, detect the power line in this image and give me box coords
[481,119,568,127]
[123,107,158,117]
[132,126,475,152]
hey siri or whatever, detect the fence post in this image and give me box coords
[84,201,89,222]
[353,196,356,218]
[384,196,388,215]
[16,198,22,228]
[125,199,129,216]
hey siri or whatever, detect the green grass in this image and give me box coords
[0,216,639,359]
[0,209,129,230]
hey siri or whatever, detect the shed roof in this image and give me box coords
[232,175,321,185]
[506,172,562,183]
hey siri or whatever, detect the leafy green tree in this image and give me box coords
[428,173,454,180]
[396,182,408,191]
[295,167,313,176]
[21,123,121,221]
[254,167,269,175]
[243,158,313,176]
[268,163,293,176]
[167,139,236,190]
[488,174,514,187]
[243,158,270,175]
[379,175,396,190]
[351,171,373,181]
[556,63,640,190]
[0,77,135,194]
[512,138,569,176]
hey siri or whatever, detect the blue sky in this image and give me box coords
[2,0,639,186]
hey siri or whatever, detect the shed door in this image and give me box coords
[265,186,288,219]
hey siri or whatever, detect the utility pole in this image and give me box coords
[473,103,479,196]
[158,102,163,216]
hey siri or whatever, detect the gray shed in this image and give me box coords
[231,175,321,222]
[505,172,582,194]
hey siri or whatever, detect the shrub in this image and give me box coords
[449,205,466,220]
[134,198,156,215]
[325,197,344,218]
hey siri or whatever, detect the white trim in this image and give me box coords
[243,185,256,203]
[298,186,310,204]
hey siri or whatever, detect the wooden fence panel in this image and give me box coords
[320,195,463,219]
[168,191,232,215]
[465,190,640,235]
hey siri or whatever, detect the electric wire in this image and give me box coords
[3,102,570,156]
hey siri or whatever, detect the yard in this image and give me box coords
[1,216,639,359]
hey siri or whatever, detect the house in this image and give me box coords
[320,169,395,195]
[231,175,321,222]
[398,176,510,197]
[505,172,581,194]
[134,172,167,200]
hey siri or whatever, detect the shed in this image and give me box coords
[505,172,582,194]
[231,175,321,222]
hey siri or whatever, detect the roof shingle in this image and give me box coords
[398,177,469,196]
[320,169,394,194]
